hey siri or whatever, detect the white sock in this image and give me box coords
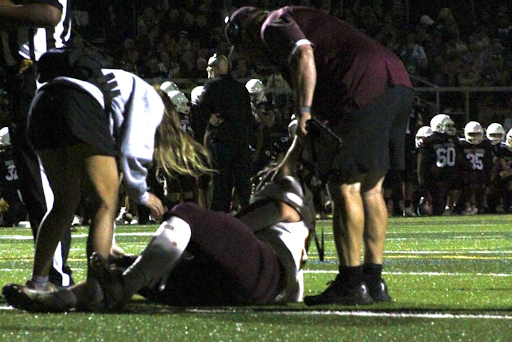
[123,216,191,296]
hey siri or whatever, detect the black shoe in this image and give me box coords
[304,280,373,306]
[366,279,392,303]
[89,252,126,311]
[2,282,76,312]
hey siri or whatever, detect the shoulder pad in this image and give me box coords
[252,176,316,231]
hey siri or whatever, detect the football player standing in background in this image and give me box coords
[417,114,465,216]
[0,0,73,287]
[456,121,493,215]
[225,6,414,305]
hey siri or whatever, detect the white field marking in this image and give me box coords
[305,270,512,277]
[0,269,509,277]
[185,308,512,320]
[0,232,155,240]
[2,232,509,241]
[0,305,511,320]
[386,251,512,254]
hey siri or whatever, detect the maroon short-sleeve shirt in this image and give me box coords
[260,6,412,120]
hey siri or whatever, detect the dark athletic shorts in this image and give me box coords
[313,86,414,182]
[28,85,115,156]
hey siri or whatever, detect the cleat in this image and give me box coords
[304,277,373,306]
[89,252,126,311]
[366,279,392,303]
[2,282,76,312]
[403,207,416,217]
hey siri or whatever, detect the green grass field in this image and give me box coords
[0,215,511,341]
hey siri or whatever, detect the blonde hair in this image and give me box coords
[153,87,212,179]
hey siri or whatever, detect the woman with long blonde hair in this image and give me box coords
[2,63,210,311]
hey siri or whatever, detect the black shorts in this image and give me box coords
[28,85,115,156]
[313,86,414,182]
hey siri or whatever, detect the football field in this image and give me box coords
[0,215,511,341]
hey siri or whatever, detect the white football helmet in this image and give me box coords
[190,86,204,105]
[415,125,433,148]
[486,123,505,145]
[160,81,179,94]
[430,114,456,135]
[0,127,10,148]
[245,78,267,104]
[506,129,512,150]
[464,121,484,144]
[168,90,190,115]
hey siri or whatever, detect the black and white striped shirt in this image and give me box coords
[1,0,71,65]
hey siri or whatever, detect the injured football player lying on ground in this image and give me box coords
[3,175,315,312]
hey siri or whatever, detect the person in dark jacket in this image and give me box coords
[198,53,256,213]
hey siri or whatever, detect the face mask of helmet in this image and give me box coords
[464,121,484,144]
[245,79,266,104]
[168,90,190,115]
[430,114,456,135]
[486,123,505,145]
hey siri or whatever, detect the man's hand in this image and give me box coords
[145,193,165,220]
[297,111,312,136]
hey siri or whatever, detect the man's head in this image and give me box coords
[224,6,268,61]
[206,53,230,78]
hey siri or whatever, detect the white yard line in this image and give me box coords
[185,308,512,320]
[305,270,512,276]
[0,305,510,320]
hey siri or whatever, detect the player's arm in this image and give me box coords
[290,43,316,137]
[0,1,62,30]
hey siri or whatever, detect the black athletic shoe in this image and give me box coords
[89,252,126,311]
[304,280,373,306]
[366,279,392,303]
[2,282,76,312]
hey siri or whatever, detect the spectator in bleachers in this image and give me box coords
[179,0,197,33]
[137,7,159,37]
[189,57,208,80]
[175,31,192,56]
[160,8,185,36]
[145,57,168,80]
[231,59,254,79]
[457,60,481,87]
[398,33,428,77]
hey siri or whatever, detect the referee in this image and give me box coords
[0,0,73,287]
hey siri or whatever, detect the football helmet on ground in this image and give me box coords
[168,90,190,115]
[464,121,484,144]
[486,123,505,145]
[430,114,456,135]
